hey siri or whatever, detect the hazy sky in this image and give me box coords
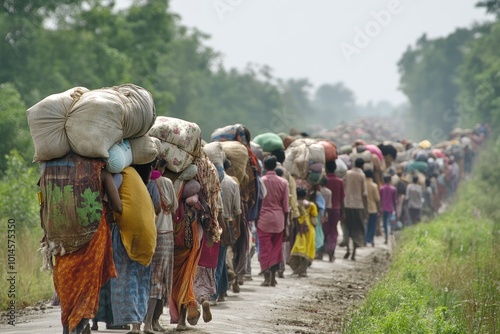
[118,0,492,105]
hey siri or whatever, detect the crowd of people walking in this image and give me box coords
[30,85,489,334]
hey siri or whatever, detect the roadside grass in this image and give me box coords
[0,151,53,310]
[0,226,54,310]
[342,144,500,333]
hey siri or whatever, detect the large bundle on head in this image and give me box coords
[307,166,325,186]
[418,139,432,150]
[378,142,398,167]
[203,141,225,181]
[277,132,295,149]
[318,140,338,162]
[402,171,426,186]
[434,141,451,150]
[211,124,250,146]
[114,84,156,138]
[340,144,353,155]
[129,136,161,165]
[203,142,225,168]
[405,160,428,174]
[252,132,285,153]
[27,87,87,161]
[413,149,429,162]
[283,138,325,179]
[335,157,348,178]
[27,84,156,162]
[350,145,373,170]
[250,142,264,162]
[220,141,249,185]
[365,144,384,163]
[149,116,202,173]
[390,141,406,153]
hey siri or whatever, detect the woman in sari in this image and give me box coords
[289,188,318,277]
[40,152,122,334]
[110,162,157,334]
[169,200,204,330]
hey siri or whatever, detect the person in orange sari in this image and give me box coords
[169,200,204,330]
[53,205,117,334]
[40,153,122,334]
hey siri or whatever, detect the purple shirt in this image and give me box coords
[258,171,289,233]
[379,184,397,213]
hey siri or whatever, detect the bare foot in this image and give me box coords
[232,280,240,293]
[186,304,200,326]
[127,323,141,333]
[143,323,154,334]
[202,301,212,323]
[176,323,188,331]
[153,320,166,332]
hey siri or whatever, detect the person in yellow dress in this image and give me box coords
[289,188,318,277]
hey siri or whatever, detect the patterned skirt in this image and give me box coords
[193,267,216,303]
[149,232,174,300]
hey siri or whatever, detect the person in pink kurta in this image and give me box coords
[257,156,289,287]
[323,160,345,262]
[379,175,397,244]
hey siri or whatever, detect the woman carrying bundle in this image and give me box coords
[39,152,122,334]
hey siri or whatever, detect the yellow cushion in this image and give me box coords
[116,167,156,266]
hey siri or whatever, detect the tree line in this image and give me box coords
[0,0,498,173]
[398,1,499,141]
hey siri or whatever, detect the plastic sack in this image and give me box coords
[105,139,133,173]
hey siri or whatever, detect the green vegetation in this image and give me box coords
[0,152,53,309]
[0,0,402,166]
[341,141,500,333]
[0,0,499,319]
[398,28,478,142]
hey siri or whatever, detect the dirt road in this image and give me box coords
[0,234,392,334]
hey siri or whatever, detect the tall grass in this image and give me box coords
[0,151,54,309]
[342,141,500,334]
[0,227,54,309]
